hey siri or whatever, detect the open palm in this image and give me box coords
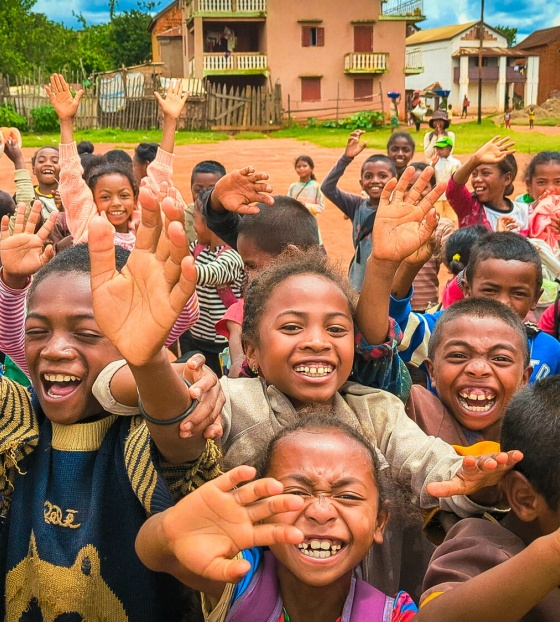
[0,202,57,279]
[46,73,84,121]
[155,79,189,120]
[372,166,444,264]
[214,166,274,215]
[163,466,304,584]
[88,187,196,367]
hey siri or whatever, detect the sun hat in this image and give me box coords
[429,109,450,129]
[434,136,454,148]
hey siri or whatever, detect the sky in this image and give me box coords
[33,0,560,39]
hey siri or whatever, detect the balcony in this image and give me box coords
[202,52,268,75]
[405,49,423,74]
[344,52,388,74]
[453,66,526,84]
[380,0,425,21]
[185,0,266,19]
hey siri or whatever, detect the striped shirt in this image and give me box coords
[0,272,199,378]
[190,242,245,345]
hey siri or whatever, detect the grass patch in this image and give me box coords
[20,128,230,148]
[271,118,560,154]
[232,131,269,140]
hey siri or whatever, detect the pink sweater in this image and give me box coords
[0,272,199,378]
[59,143,187,248]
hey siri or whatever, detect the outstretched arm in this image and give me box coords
[88,186,205,463]
[46,73,84,145]
[135,465,304,596]
[453,136,515,186]
[155,79,188,154]
[356,166,443,345]
[416,527,560,621]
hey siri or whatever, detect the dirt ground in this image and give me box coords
[0,138,533,267]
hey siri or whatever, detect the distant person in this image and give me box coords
[528,106,536,129]
[424,109,455,163]
[461,95,470,118]
[504,108,512,130]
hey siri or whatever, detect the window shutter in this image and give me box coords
[301,26,311,47]
[317,27,325,47]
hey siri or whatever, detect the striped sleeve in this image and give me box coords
[195,248,244,287]
[165,293,200,346]
[0,273,29,377]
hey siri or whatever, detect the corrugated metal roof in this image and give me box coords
[157,26,182,38]
[515,26,560,50]
[405,21,478,45]
[452,47,527,58]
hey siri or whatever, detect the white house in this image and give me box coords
[405,22,539,113]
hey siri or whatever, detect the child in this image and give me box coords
[447,136,528,231]
[288,155,325,216]
[421,376,560,620]
[387,132,415,179]
[132,141,158,184]
[321,130,396,291]
[504,108,512,129]
[517,151,560,209]
[441,225,489,308]
[528,105,535,129]
[461,95,470,119]
[404,163,454,312]
[423,110,455,163]
[388,228,560,384]
[136,416,419,622]
[405,297,531,447]
[431,136,461,222]
[184,160,227,244]
[180,198,244,375]
[47,73,187,248]
[0,198,223,620]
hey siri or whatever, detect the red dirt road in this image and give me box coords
[0,138,532,267]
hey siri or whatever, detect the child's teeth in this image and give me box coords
[310,540,321,550]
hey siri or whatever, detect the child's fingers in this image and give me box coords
[392,166,416,203]
[379,177,398,204]
[405,166,436,206]
[37,209,59,241]
[88,213,119,290]
[202,419,223,440]
[24,200,44,233]
[185,352,207,372]
[251,523,304,548]
[232,476,285,506]
[169,255,198,315]
[0,215,9,240]
[136,194,163,253]
[210,465,258,494]
[247,494,305,525]
[161,195,185,225]
[181,396,223,439]
[203,558,252,584]
[417,180,446,216]
[41,244,55,265]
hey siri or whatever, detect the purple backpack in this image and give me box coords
[226,551,393,622]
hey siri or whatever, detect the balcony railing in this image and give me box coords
[405,49,423,74]
[203,52,268,74]
[453,66,526,84]
[344,52,388,74]
[185,0,266,18]
[380,0,424,20]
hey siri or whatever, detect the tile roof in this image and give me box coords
[406,22,478,45]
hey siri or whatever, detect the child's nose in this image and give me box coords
[464,357,492,376]
[41,335,76,360]
[305,495,337,523]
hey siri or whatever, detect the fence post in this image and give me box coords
[287,94,291,127]
[336,82,340,122]
[379,79,385,126]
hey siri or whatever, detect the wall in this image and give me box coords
[150,2,182,62]
[265,0,406,118]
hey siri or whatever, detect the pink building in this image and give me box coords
[175,0,425,119]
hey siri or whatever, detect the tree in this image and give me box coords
[494,25,518,48]
[108,8,153,68]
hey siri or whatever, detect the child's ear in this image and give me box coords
[243,341,258,371]
[424,358,436,389]
[529,287,544,312]
[462,276,472,298]
[503,471,541,522]
[372,500,390,545]
[521,364,533,387]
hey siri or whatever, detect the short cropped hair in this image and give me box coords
[134,143,159,165]
[501,376,560,510]
[28,244,130,305]
[464,232,542,291]
[361,154,396,177]
[428,297,529,366]
[237,195,320,255]
[190,160,226,185]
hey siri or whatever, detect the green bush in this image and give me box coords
[322,110,384,130]
[30,105,60,133]
[0,104,28,131]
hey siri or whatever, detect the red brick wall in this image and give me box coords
[151,2,182,62]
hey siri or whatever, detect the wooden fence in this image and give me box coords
[0,70,283,132]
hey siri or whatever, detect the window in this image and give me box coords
[354,78,373,101]
[302,26,325,47]
[353,26,373,52]
[301,77,321,102]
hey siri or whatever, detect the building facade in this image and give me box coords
[515,26,560,105]
[405,22,539,114]
[173,0,424,119]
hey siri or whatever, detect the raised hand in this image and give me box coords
[426,449,523,499]
[88,184,196,367]
[474,136,515,165]
[497,215,519,232]
[155,79,189,121]
[45,73,84,121]
[211,166,274,215]
[372,165,444,265]
[1,201,57,288]
[151,465,304,584]
[3,139,26,170]
[344,130,367,159]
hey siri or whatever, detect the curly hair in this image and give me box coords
[241,247,357,348]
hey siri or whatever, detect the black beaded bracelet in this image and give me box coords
[138,378,199,426]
